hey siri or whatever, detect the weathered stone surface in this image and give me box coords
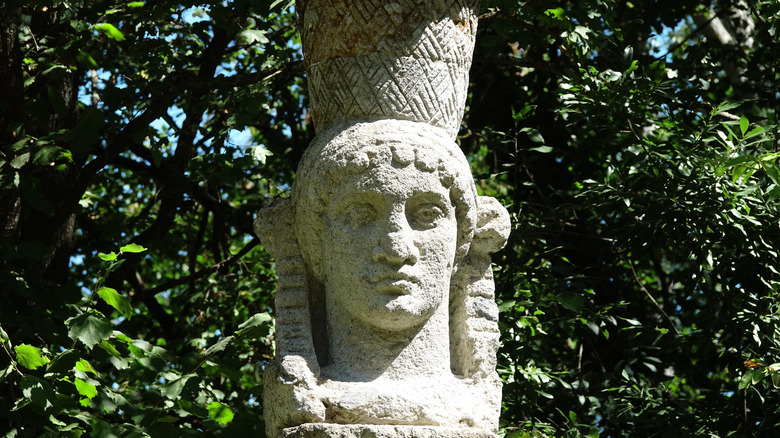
[299,0,480,138]
[257,120,509,437]
[281,424,499,438]
[256,1,510,437]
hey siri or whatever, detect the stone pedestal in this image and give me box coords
[281,424,499,438]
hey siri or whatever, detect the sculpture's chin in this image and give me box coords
[353,294,439,332]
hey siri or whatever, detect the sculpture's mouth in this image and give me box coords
[369,272,419,284]
[369,272,419,296]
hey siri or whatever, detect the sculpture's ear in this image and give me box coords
[470,196,511,255]
[254,197,294,258]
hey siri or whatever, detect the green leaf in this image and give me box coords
[120,243,147,253]
[497,300,516,312]
[162,374,195,400]
[238,313,273,338]
[98,251,117,261]
[625,59,639,75]
[10,152,30,169]
[544,7,565,20]
[74,377,98,400]
[14,344,50,370]
[97,340,121,358]
[529,145,554,153]
[77,49,98,68]
[270,0,294,11]
[66,313,113,348]
[75,359,98,376]
[96,287,133,317]
[238,312,272,332]
[21,375,59,410]
[94,23,126,41]
[238,29,269,45]
[560,292,585,313]
[739,369,763,389]
[207,401,234,425]
[203,335,235,358]
[739,116,749,136]
[714,100,744,115]
[767,185,780,202]
[127,1,144,7]
[0,364,14,383]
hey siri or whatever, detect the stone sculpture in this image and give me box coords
[255,1,510,437]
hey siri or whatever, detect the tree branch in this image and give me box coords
[621,255,681,336]
[141,237,260,297]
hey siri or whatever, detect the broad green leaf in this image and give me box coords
[96,287,133,317]
[238,29,269,45]
[559,292,585,313]
[127,1,144,7]
[544,7,565,20]
[75,359,98,376]
[66,313,113,348]
[739,369,763,389]
[74,377,98,400]
[20,375,59,410]
[207,401,234,425]
[119,243,147,253]
[98,251,117,261]
[497,300,516,312]
[94,23,126,41]
[14,344,50,370]
[237,312,272,334]
[10,152,29,169]
[162,374,195,400]
[203,335,235,357]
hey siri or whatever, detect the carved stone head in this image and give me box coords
[293,120,478,333]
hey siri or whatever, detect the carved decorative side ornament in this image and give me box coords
[255,1,510,437]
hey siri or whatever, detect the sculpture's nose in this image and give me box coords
[373,211,419,266]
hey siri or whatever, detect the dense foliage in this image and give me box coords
[1,0,778,436]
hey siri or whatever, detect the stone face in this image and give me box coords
[256,1,510,437]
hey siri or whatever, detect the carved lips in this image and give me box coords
[369,271,420,295]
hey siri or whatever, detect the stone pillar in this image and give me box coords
[255,1,510,437]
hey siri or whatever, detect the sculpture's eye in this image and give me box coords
[341,202,376,227]
[409,203,445,230]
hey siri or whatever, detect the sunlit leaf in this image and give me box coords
[66,314,113,349]
[14,344,49,370]
[207,401,234,425]
[94,23,126,41]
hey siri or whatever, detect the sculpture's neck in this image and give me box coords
[324,303,452,382]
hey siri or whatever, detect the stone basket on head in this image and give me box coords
[298,0,481,138]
